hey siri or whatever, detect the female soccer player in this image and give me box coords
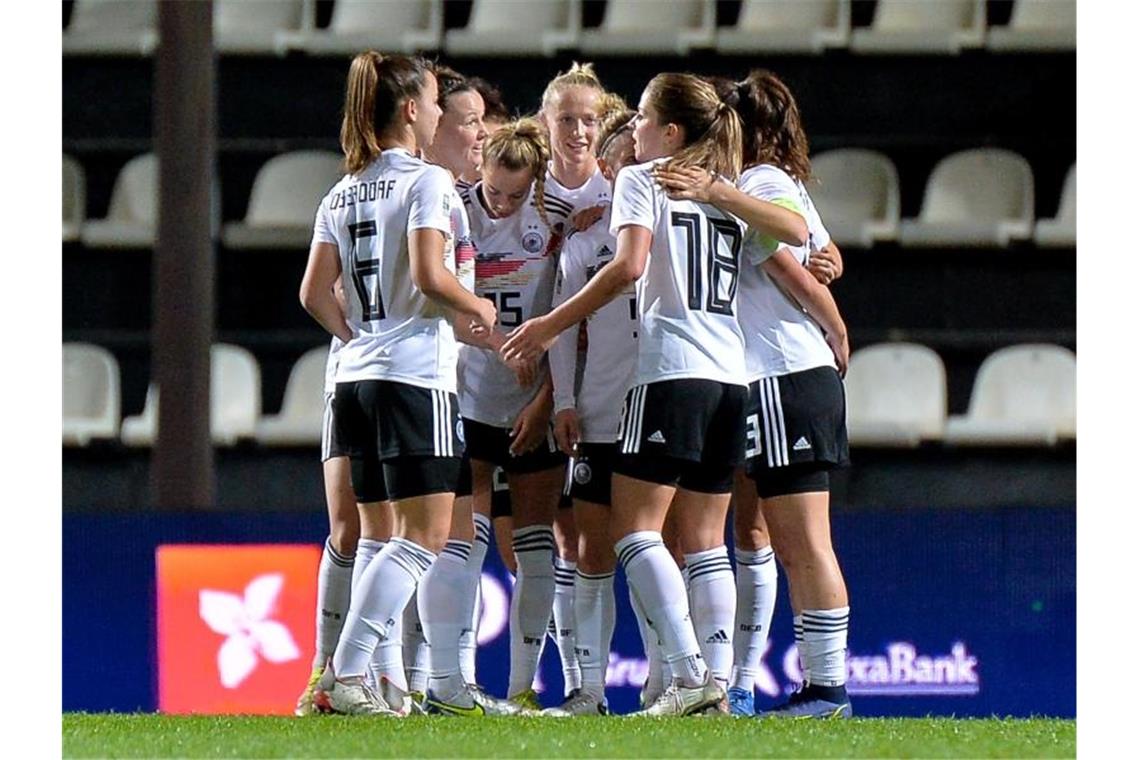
[657,69,854,719]
[299,50,503,716]
[504,72,755,716]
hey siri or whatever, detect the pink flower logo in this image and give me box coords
[199,573,301,688]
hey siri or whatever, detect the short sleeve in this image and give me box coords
[609,165,655,236]
[311,194,336,246]
[739,166,806,260]
[408,166,454,235]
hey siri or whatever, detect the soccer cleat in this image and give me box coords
[294,665,324,717]
[632,675,725,717]
[423,683,529,717]
[761,684,852,719]
[377,676,416,717]
[540,688,609,717]
[639,682,664,710]
[312,668,401,717]
[509,688,542,711]
[408,690,428,716]
[727,686,755,717]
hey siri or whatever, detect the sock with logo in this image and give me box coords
[508,526,556,697]
[793,614,809,684]
[420,540,473,700]
[629,584,664,699]
[332,537,436,679]
[574,569,615,701]
[684,546,736,689]
[459,513,492,684]
[372,605,406,691]
[800,607,849,693]
[552,556,581,695]
[730,546,778,693]
[314,537,355,668]
[402,594,429,693]
[616,531,707,689]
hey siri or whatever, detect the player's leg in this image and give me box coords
[551,491,581,698]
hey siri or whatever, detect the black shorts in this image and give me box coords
[462,417,567,474]
[455,457,514,518]
[568,442,617,507]
[321,392,350,462]
[334,380,464,501]
[613,379,747,494]
[745,366,849,488]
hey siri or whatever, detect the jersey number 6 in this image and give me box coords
[348,219,385,321]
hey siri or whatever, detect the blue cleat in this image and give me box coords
[727,686,755,717]
[760,684,852,719]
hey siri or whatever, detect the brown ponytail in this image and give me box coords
[645,73,742,181]
[339,51,433,176]
[718,69,811,182]
[483,117,552,229]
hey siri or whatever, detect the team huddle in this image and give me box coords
[296,53,852,719]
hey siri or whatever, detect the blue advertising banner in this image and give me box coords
[63,507,1074,717]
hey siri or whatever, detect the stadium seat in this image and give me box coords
[987,0,1076,52]
[256,347,328,446]
[63,155,86,243]
[844,343,946,447]
[809,149,899,247]
[64,0,158,56]
[444,0,581,57]
[849,0,986,55]
[944,344,1075,446]
[716,0,850,55]
[221,151,344,250]
[898,148,1035,248]
[120,344,262,447]
[1034,163,1076,248]
[578,0,715,56]
[80,153,158,249]
[282,0,443,56]
[63,343,121,446]
[214,0,304,55]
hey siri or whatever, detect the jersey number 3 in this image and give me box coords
[671,211,742,316]
[348,219,385,321]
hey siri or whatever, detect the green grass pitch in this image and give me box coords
[63,714,1074,758]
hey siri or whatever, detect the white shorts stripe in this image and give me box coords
[632,385,647,454]
[770,378,789,466]
[443,391,454,457]
[759,380,776,468]
[321,393,333,461]
[432,390,444,457]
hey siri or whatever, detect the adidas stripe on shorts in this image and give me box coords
[744,366,849,478]
[320,392,350,463]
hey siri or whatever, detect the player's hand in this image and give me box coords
[553,408,581,457]
[653,165,719,203]
[826,329,850,378]
[808,241,844,285]
[571,204,607,232]
[470,298,498,336]
[510,392,553,456]
[501,316,557,364]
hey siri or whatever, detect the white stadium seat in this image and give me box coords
[214,0,304,55]
[80,153,157,249]
[121,344,262,447]
[716,0,850,55]
[256,347,328,446]
[63,155,86,243]
[899,148,1035,248]
[987,0,1075,52]
[844,343,946,447]
[578,0,715,56]
[849,0,985,55]
[63,343,121,446]
[445,0,581,57]
[810,149,899,247]
[222,151,344,250]
[944,344,1076,446]
[64,0,158,56]
[1034,163,1075,248]
[282,0,443,56]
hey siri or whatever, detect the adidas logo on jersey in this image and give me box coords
[648,430,666,444]
[793,436,812,451]
[705,629,730,644]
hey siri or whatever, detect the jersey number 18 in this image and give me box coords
[671,211,742,316]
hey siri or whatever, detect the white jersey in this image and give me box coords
[542,164,611,233]
[610,159,748,388]
[312,148,459,392]
[550,209,638,443]
[457,181,564,426]
[448,185,477,292]
[737,164,836,380]
[323,336,344,395]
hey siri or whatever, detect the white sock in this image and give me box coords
[351,538,384,596]
[314,538,355,668]
[730,547,778,692]
[508,525,556,697]
[402,595,429,693]
[420,540,473,698]
[793,614,809,684]
[574,570,614,701]
[616,531,706,688]
[552,557,581,695]
[629,584,663,698]
[459,513,491,684]
[684,546,736,689]
[372,604,406,691]
[801,607,849,688]
[332,537,435,678]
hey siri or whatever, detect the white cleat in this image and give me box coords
[632,675,725,717]
[541,689,608,717]
[312,668,401,716]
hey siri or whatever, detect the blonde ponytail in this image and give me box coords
[483,117,553,230]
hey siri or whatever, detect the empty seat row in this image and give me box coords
[63,149,1075,251]
[64,0,1076,58]
[64,341,1075,448]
